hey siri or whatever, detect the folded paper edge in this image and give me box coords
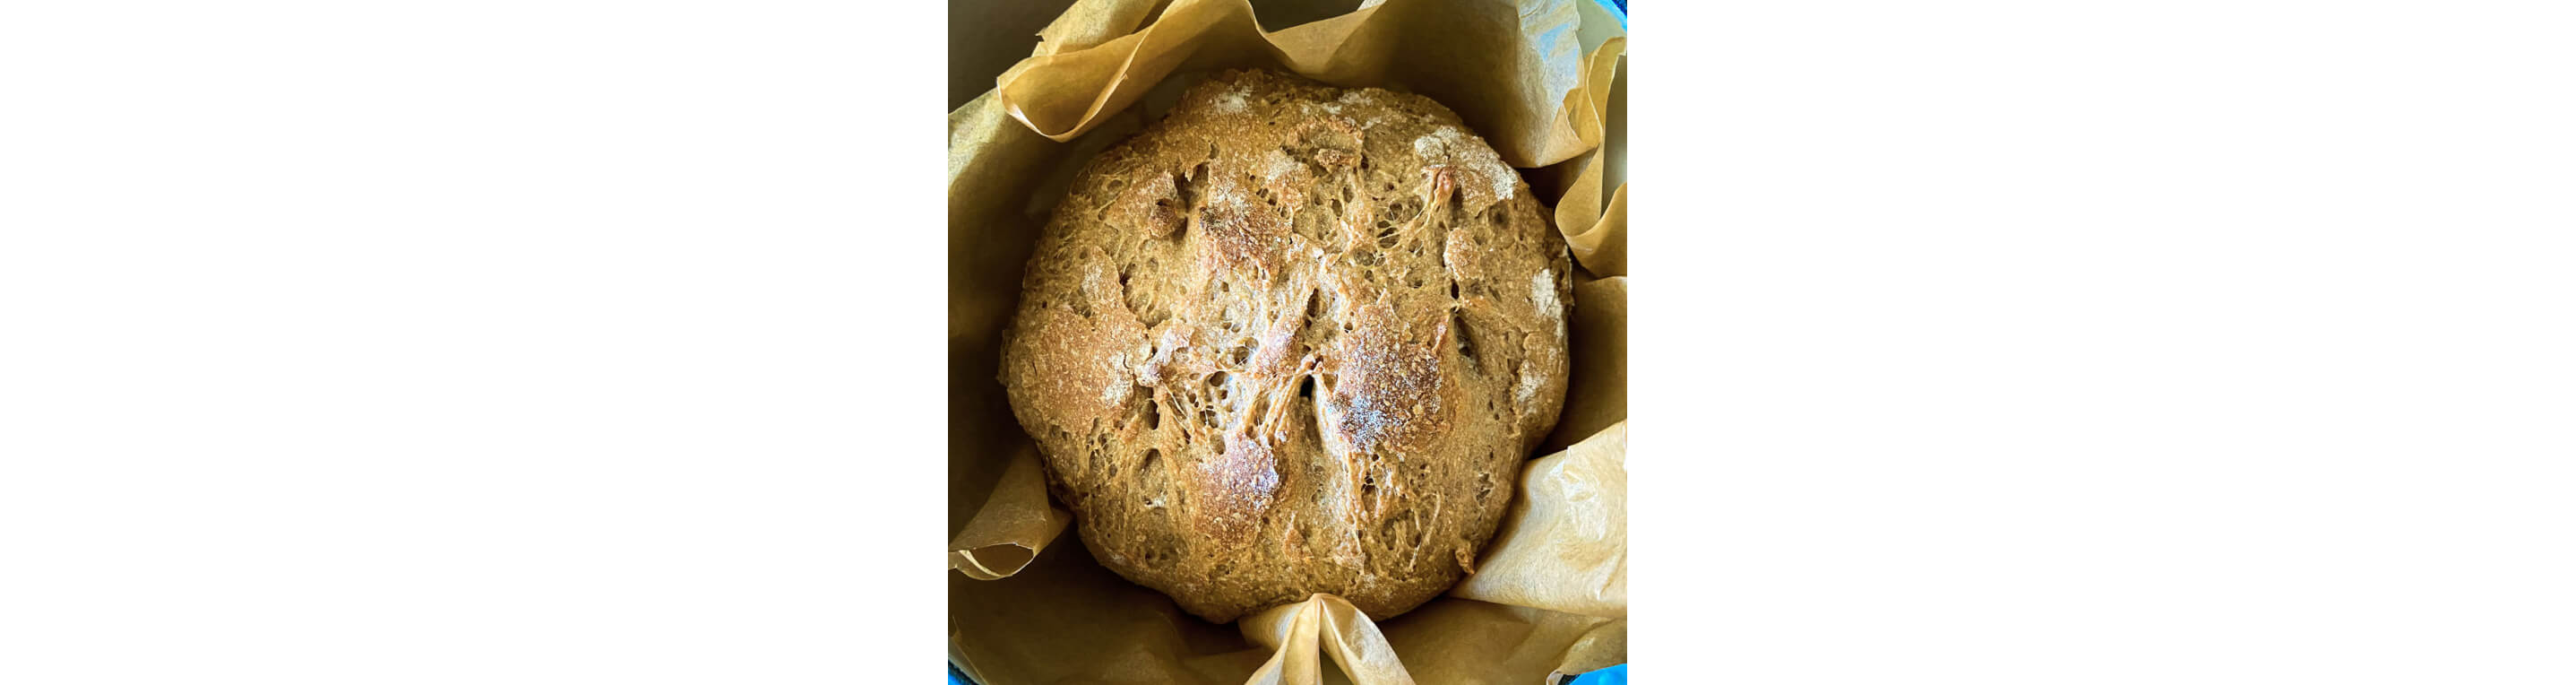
[1237,594,1417,685]
[1565,183,1627,277]
[1315,595,1417,685]
[949,540,1047,581]
[945,447,1073,581]
[1533,36,1628,169]
[994,0,1598,167]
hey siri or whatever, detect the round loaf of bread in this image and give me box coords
[999,70,1572,622]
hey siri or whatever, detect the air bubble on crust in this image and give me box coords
[1451,309,1477,368]
[1384,198,1420,225]
[1138,448,1167,507]
[1225,338,1256,368]
[1245,391,1273,438]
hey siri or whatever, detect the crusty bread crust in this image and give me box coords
[999,70,1572,623]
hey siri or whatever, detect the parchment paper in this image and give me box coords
[946,445,1071,581]
[950,1,1628,682]
[1448,424,1627,618]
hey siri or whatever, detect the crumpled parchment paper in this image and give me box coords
[949,1,1628,682]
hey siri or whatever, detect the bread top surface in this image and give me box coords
[998,69,1572,622]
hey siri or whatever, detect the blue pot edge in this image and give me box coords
[1596,0,1627,30]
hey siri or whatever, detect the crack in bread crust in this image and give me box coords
[998,69,1572,623]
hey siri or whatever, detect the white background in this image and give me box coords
[1672,1,2576,682]
[4,1,2572,682]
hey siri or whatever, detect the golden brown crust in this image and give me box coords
[999,70,1572,623]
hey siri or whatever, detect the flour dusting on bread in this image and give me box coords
[1262,149,1299,180]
